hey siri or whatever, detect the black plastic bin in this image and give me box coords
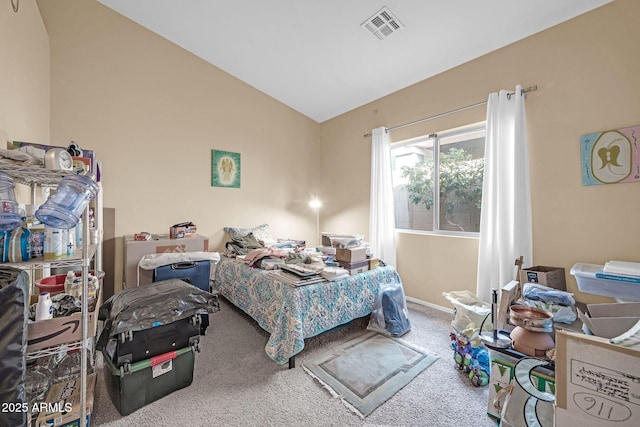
[102,346,195,416]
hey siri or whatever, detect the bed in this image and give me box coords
[212,255,404,366]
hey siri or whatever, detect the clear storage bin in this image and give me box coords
[570,263,640,302]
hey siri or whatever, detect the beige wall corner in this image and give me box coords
[320,0,640,305]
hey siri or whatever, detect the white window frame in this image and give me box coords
[392,122,486,238]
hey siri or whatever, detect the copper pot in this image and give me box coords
[509,305,554,332]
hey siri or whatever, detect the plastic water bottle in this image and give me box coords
[75,217,83,247]
[64,271,76,293]
[69,277,82,298]
[66,229,74,256]
[35,292,53,321]
[0,172,22,231]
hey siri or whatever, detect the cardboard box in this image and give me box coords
[555,331,640,426]
[320,233,364,248]
[123,234,209,287]
[27,290,100,352]
[577,302,640,339]
[520,266,566,290]
[35,373,96,427]
[335,246,367,263]
[339,259,369,275]
[555,407,606,427]
[169,223,197,239]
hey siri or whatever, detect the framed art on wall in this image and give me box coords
[211,149,241,188]
[580,125,640,186]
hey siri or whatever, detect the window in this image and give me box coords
[391,122,486,234]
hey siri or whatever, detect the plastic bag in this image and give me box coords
[0,267,30,427]
[3,226,31,262]
[516,298,577,324]
[367,282,411,337]
[97,278,219,340]
[442,290,492,333]
[522,282,575,306]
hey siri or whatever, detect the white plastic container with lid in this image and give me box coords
[570,263,640,302]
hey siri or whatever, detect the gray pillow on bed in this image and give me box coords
[224,223,276,246]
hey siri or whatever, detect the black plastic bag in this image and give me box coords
[97,278,219,351]
[0,267,30,427]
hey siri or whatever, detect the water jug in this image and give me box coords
[0,172,22,231]
[35,174,99,229]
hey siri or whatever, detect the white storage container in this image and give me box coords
[570,263,640,302]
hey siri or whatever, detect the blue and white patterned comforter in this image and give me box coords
[213,256,403,364]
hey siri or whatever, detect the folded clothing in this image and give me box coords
[244,247,288,266]
[522,282,575,307]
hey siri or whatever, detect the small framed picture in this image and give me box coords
[211,149,241,188]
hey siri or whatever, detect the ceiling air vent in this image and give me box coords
[361,6,404,40]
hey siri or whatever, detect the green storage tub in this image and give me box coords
[103,346,195,416]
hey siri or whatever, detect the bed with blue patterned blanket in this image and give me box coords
[213,256,403,365]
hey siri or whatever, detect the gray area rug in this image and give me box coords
[92,297,496,426]
[303,331,438,417]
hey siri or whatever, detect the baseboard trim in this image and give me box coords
[405,296,452,314]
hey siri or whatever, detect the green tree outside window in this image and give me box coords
[401,148,484,231]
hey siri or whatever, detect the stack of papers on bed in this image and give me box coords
[271,264,326,286]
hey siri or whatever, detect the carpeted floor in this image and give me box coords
[92,297,497,427]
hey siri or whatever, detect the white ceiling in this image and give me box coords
[97,0,612,123]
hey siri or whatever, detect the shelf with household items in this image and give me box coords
[0,151,102,427]
[7,243,100,270]
[0,159,76,186]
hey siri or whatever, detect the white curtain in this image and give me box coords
[477,85,532,302]
[369,127,397,267]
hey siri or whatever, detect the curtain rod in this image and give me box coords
[363,85,537,138]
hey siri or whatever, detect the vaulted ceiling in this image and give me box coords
[98,0,612,122]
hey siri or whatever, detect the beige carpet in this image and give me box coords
[92,298,496,426]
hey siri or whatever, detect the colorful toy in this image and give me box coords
[450,330,490,387]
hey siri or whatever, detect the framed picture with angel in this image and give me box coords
[211,149,241,188]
